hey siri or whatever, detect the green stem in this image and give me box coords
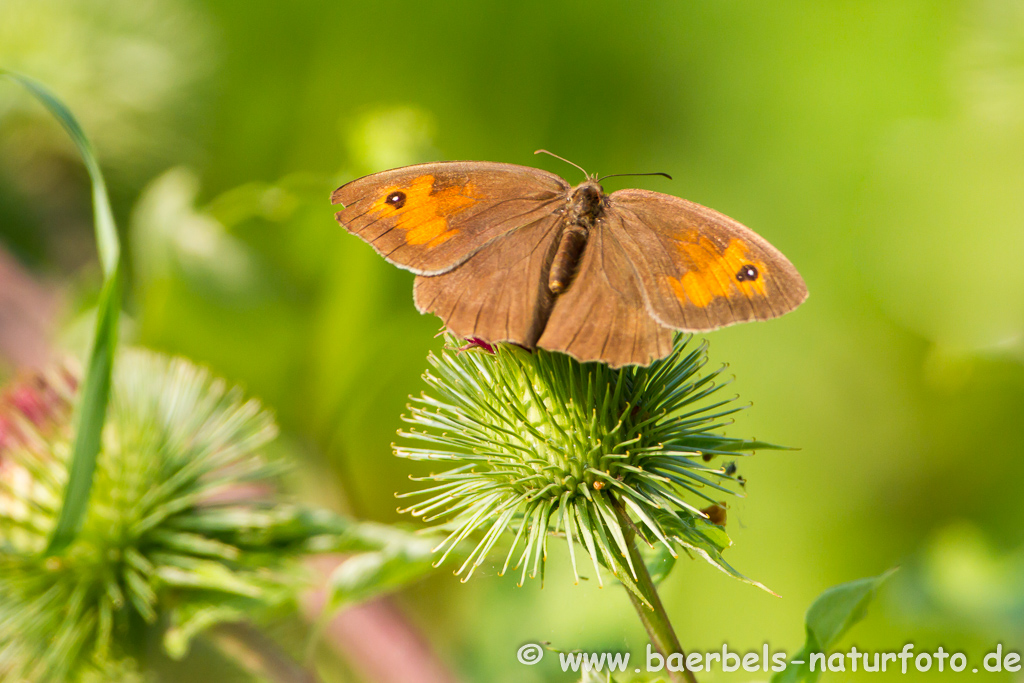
[613,499,697,683]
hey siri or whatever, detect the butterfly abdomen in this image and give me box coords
[548,227,588,293]
[548,181,606,294]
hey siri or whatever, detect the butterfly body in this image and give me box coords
[332,160,807,367]
[549,180,605,294]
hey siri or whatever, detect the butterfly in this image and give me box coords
[331,152,807,367]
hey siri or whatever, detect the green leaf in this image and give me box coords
[642,543,677,585]
[770,568,897,683]
[0,70,122,555]
[154,554,265,597]
[307,532,438,659]
[580,669,623,683]
[164,598,253,660]
[325,534,437,612]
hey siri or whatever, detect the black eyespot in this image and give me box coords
[736,264,759,282]
[385,191,406,209]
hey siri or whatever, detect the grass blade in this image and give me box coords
[1,70,122,554]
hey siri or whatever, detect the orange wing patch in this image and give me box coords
[664,234,767,308]
[368,174,483,248]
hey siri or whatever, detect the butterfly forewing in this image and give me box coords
[332,161,569,276]
[606,189,808,332]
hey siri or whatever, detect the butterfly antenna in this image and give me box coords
[597,171,673,182]
[534,149,590,180]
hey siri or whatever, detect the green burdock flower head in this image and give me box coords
[397,334,781,597]
[0,350,344,683]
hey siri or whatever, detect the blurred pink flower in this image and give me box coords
[0,365,76,455]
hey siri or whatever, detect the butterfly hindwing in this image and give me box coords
[413,213,563,348]
[332,161,569,276]
[537,226,673,368]
[606,189,808,332]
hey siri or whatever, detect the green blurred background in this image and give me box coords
[2,1,1024,681]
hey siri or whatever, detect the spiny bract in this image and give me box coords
[396,335,779,593]
[0,350,343,682]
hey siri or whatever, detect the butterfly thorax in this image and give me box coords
[549,181,606,294]
[567,181,606,225]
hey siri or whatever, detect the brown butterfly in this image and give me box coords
[331,151,807,367]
